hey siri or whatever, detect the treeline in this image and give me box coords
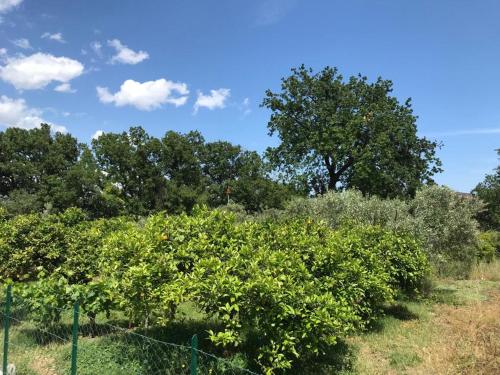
[0,124,294,217]
[1,65,450,218]
[1,65,497,229]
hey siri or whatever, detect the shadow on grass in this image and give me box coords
[429,287,459,305]
[74,319,256,375]
[383,304,419,321]
[290,339,357,375]
[365,303,420,333]
[12,314,359,374]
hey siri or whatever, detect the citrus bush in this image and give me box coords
[0,208,132,283]
[0,209,80,282]
[2,206,429,373]
[98,207,429,372]
[1,210,133,324]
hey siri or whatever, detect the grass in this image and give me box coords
[344,259,500,375]
[470,258,500,282]
[2,260,499,374]
[1,305,251,375]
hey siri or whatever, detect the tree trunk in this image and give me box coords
[324,155,354,191]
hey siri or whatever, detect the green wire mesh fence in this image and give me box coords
[1,286,259,375]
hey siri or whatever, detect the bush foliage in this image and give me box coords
[477,231,500,262]
[1,185,486,371]
[1,207,429,373]
[285,185,483,277]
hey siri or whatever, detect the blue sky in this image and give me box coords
[0,0,498,192]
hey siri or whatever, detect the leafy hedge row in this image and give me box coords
[0,207,429,373]
[285,186,483,277]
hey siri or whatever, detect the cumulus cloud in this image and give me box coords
[194,88,230,113]
[108,39,149,65]
[96,78,189,111]
[0,95,66,132]
[41,32,65,43]
[54,82,75,93]
[0,52,84,90]
[92,129,104,140]
[12,38,31,49]
[0,0,23,13]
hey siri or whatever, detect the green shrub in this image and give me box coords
[3,206,429,373]
[336,226,429,295]
[477,231,499,262]
[97,207,429,373]
[412,186,482,277]
[285,187,482,277]
[0,209,132,283]
[285,190,414,233]
[0,212,71,281]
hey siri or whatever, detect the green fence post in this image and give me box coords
[2,285,12,375]
[70,302,80,375]
[190,334,198,375]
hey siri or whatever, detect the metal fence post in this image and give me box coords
[190,334,198,375]
[70,302,80,375]
[2,285,12,375]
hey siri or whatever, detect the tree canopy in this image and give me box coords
[0,65,451,215]
[262,65,442,197]
[0,125,293,217]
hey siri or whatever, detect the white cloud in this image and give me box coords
[41,32,65,43]
[92,129,104,140]
[0,95,66,132]
[54,82,75,93]
[0,52,84,90]
[97,78,189,111]
[108,39,149,65]
[12,38,31,49]
[194,88,230,113]
[90,41,102,57]
[241,97,251,116]
[0,0,23,13]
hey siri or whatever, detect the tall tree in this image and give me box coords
[0,124,79,214]
[201,141,293,210]
[201,141,243,206]
[92,127,166,215]
[160,130,207,213]
[473,149,500,230]
[64,145,124,218]
[262,65,442,197]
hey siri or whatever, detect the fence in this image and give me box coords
[1,285,259,375]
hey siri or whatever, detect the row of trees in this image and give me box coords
[0,124,292,217]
